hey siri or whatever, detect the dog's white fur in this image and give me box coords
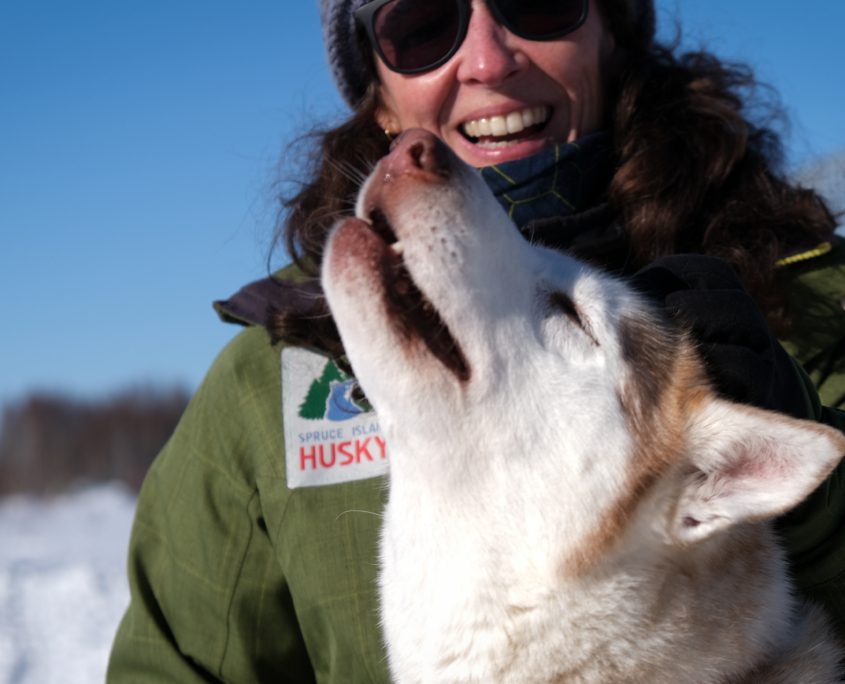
[322,131,845,683]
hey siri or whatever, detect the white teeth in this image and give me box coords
[391,240,404,256]
[461,106,549,141]
[490,116,508,136]
[505,111,522,134]
[521,108,535,128]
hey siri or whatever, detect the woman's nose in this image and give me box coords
[455,1,525,86]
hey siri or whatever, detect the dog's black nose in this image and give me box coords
[385,129,452,178]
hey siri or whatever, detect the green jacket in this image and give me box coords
[107,238,845,683]
[773,237,845,631]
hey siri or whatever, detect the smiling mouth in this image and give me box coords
[460,106,551,147]
[368,208,471,382]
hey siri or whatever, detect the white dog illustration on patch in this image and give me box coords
[322,129,845,683]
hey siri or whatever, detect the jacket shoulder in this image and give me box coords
[213,262,322,328]
[781,235,845,409]
[784,235,845,305]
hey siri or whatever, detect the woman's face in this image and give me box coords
[374,0,616,168]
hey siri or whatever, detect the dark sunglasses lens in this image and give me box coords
[373,0,461,71]
[496,0,585,38]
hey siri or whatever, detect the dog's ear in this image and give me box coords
[669,398,845,545]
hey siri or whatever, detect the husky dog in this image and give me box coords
[322,129,845,683]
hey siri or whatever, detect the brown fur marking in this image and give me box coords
[563,312,711,576]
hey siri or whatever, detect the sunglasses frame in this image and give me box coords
[355,0,590,75]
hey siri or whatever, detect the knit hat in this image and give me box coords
[319,0,656,108]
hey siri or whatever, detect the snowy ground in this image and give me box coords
[0,484,136,684]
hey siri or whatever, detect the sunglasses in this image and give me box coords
[355,0,589,74]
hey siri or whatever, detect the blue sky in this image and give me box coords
[2,0,844,405]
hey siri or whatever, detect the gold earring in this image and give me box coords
[384,127,397,141]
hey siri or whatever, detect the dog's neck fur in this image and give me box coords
[377,354,814,682]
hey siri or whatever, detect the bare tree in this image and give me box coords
[0,387,190,496]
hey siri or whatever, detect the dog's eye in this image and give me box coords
[549,291,582,326]
[548,291,599,346]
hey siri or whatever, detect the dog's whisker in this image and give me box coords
[335,509,383,521]
[327,157,373,187]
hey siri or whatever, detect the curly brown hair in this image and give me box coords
[270,6,835,351]
[610,45,835,332]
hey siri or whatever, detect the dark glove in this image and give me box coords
[631,254,809,419]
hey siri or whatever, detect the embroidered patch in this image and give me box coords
[282,347,388,489]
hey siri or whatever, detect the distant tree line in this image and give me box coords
[0,387,190,496]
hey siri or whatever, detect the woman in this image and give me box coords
[108,0,845,681]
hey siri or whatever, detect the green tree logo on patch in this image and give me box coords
[299,361,369,421]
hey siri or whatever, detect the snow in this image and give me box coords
[0,484,136,684]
